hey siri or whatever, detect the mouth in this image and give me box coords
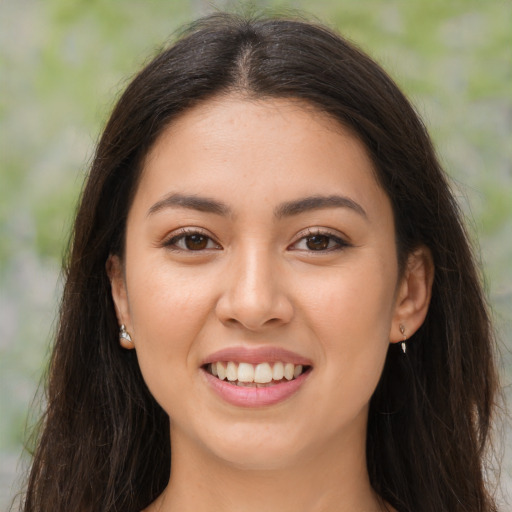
[203,361,311,387]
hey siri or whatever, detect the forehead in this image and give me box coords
[146,96,367,165]
[134,95,389,221]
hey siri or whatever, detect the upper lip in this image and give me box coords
[201,346,313,366]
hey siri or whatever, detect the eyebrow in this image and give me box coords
[275,195,367,219]
[147,193,367,220]
[147,193,232,217]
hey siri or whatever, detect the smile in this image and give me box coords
[201,347,313,406]
[206,361,309,386]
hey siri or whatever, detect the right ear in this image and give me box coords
[106,254,134,349]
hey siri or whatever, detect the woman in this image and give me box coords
[21,12,500,512]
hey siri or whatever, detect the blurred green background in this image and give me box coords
[1,0,511,508]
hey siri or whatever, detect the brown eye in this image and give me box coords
[305,235,331,251]
[290,230,349,252]
[185,234,208,250]
[164,230,220,251]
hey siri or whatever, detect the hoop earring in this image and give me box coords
[399,324,407,354]
[119,324,134,348]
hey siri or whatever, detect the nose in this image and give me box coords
[215,246,294,331]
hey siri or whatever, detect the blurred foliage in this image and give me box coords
[1,0,511,505]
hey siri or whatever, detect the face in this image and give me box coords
[110,96,424,470]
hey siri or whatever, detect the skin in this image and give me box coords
[109,96,433,512]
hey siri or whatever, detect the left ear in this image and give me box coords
[390,246,434,342]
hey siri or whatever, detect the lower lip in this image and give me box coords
[202,368,311,407]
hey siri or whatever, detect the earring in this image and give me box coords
[399,324,407,354]
[119,324,134,348]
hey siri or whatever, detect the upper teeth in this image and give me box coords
[210,361,304,383]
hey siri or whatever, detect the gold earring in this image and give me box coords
[119,324,134,348]
[399,324,407,354]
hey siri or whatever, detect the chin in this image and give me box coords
[200,422,309,471]
[214,444,303,472]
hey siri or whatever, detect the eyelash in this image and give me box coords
[289,229,350,252]
[162,228,350,253]
[163,228,221,252]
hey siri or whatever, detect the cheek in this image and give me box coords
[303,259,396,403]
[304,260,396,343]
[128,257,213,333]
[124,263,214,392]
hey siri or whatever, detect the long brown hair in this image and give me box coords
[21,13,500,512]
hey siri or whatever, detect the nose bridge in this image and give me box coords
[216,241,293,330]
[231,243,277,316]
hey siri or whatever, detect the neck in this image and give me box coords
[148,426,387,512]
